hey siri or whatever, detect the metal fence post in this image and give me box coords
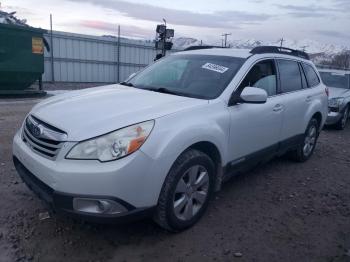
[50,14,55,82]
[117,25,121,83]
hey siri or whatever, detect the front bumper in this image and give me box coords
[13,156,155,223]
[325,110,342,125]
[12,129,169,222]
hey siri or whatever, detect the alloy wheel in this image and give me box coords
[173,165,210,221]
[341,107,349,129]
[303,125,317,157]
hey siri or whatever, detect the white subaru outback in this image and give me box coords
[13,46,328,231]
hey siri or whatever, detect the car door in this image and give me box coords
[275,59,314,147]
[227,59,283,168]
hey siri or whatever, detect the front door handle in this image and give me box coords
[306,96,312,102]
[273,104,283,112]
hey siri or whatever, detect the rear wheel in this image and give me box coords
[335,105,349,130]
[290,118,319,162]
[154,149,215,232]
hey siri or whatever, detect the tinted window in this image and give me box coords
[278,60,302,93]
[320,71,349,89]
[299,64,308,89]
[303,64,320,87]
[129,54,245,99]
[239,60,277,96]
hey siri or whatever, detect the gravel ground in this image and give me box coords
[1,97,350,262]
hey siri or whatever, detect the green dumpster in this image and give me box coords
[0,23,47,95]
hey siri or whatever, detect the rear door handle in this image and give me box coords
[273,104,283,112]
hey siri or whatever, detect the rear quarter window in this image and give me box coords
[303,63,320,87]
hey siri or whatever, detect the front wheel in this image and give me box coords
[154,149,215,232]
[290,118,319,162]
[335,105,349,130]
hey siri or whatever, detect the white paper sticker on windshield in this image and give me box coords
[202,63,229,73]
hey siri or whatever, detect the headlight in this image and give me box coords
[66,120,154,162]
[328,97,344,108]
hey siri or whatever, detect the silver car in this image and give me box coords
[319,68,350,130]
[13,46,328,231]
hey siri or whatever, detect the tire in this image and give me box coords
[154,149,215,232]
[290,118,319,162]
[335,105,349,130]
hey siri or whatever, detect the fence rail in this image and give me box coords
[43,31,177,83]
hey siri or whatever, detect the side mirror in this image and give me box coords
[239,87,267,104]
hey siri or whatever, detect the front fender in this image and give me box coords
[139,102,229,197]
[142,114,228,166]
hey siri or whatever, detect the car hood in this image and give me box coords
[328,86,350,99]
[31,84,207,141]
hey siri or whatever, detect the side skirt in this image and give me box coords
[223,134,304,181]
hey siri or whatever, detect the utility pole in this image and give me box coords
[301,45,308,52]
[222,33,231,48]
[162,18,167,57]
[154,19,174,60]
[279,37,285,47]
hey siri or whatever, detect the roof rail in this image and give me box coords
[250,46,310,60]
[183,45,224,51]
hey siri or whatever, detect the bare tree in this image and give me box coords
[320,51,350,69]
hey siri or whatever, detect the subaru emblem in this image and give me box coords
[32,124,42,137]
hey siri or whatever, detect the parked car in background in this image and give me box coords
[318,68,350,130]
[13,46,328,231]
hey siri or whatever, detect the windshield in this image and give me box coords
[127,54,245,99]
[320,71,350,89]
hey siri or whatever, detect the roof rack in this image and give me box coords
[250,46,310,60]
[183,45,224,51]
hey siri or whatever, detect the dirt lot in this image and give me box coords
[1,97,350,262]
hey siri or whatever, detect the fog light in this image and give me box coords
[73,198,128,215]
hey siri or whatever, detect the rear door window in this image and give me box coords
[303,63,320,87]
[278,60,303,93]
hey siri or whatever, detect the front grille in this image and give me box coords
[22,115,66,160]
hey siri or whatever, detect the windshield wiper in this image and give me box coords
[143,87,179,95]
[119,81,134,87]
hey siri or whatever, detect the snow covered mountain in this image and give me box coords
[228,39,348,55]
[172,37,349,63]
[172,37,202,49]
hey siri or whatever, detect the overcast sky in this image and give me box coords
[1,0,349,46]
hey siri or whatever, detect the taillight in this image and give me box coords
[325,87,329,97]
